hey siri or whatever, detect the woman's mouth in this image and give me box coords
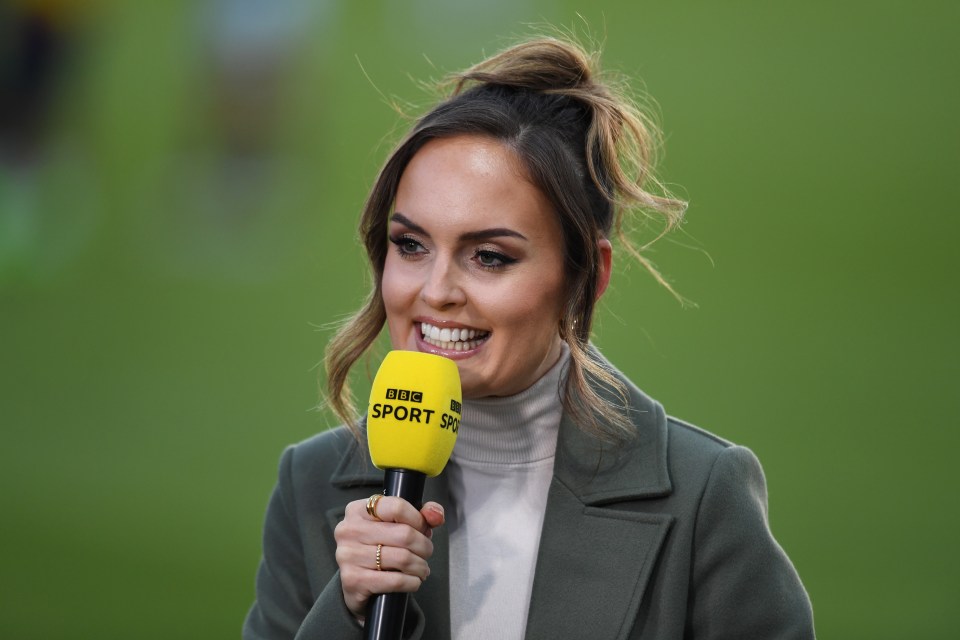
[420,321,489,351]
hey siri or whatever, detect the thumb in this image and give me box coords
[421,502,445,529]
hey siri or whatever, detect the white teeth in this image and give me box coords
[419,322,489,350]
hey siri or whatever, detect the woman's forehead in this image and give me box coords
[393,135,558,240]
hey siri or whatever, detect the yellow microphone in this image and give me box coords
[364,350,461,640]
[367,349,461,476]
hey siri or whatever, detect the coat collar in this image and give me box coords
[524,361,675,640]
[551,368,672,505]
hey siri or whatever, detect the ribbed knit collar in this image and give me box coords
[451,344,569,465]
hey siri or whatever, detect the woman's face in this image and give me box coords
[382,135,567,398]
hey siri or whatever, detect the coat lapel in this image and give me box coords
[525,374,675,640]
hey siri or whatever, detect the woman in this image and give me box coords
[244,36,815,639]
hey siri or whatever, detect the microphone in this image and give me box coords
[364,350,462,640]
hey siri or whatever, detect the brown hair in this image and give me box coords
[325,36,686,440]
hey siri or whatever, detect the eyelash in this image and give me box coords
[474,249,516,270]
[389,235,425,258]
[388,235,517,270]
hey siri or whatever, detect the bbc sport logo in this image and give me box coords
[450,399,461,415]
[385,388,423,403]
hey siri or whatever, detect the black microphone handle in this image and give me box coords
[364,469,427,640]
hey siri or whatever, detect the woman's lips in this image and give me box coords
[417,321,489,356]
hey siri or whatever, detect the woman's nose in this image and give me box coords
[419,257,466,309]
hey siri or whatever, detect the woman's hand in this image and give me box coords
[334,497,446,618]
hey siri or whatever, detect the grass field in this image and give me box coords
[2,2,958,637]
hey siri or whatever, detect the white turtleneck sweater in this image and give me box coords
[446,347,568,640]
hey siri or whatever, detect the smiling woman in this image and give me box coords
[243,35,816,640]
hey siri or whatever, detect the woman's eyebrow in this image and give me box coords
[390,212,430,236]
[391,212,528,242]
[460,227,528,242]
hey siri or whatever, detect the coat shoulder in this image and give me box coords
[288,426,358,467]
[661,413,759,504]
[665,414,735,458]
[613,356,735,462]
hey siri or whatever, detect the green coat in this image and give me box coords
[244,367,815,639]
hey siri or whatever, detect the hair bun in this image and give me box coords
[452,37,595,95]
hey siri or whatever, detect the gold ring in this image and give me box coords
[366,493,384,521]
[376,543,383,571]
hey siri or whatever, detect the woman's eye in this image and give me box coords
[390,235,425,257]
[475,250,515,269]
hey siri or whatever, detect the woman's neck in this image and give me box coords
[452,343,569,465]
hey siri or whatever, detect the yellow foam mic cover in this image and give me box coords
[367,350,462,477]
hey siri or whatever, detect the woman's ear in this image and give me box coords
[596,238,612,300]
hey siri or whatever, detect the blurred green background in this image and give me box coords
[2,0,957,637]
